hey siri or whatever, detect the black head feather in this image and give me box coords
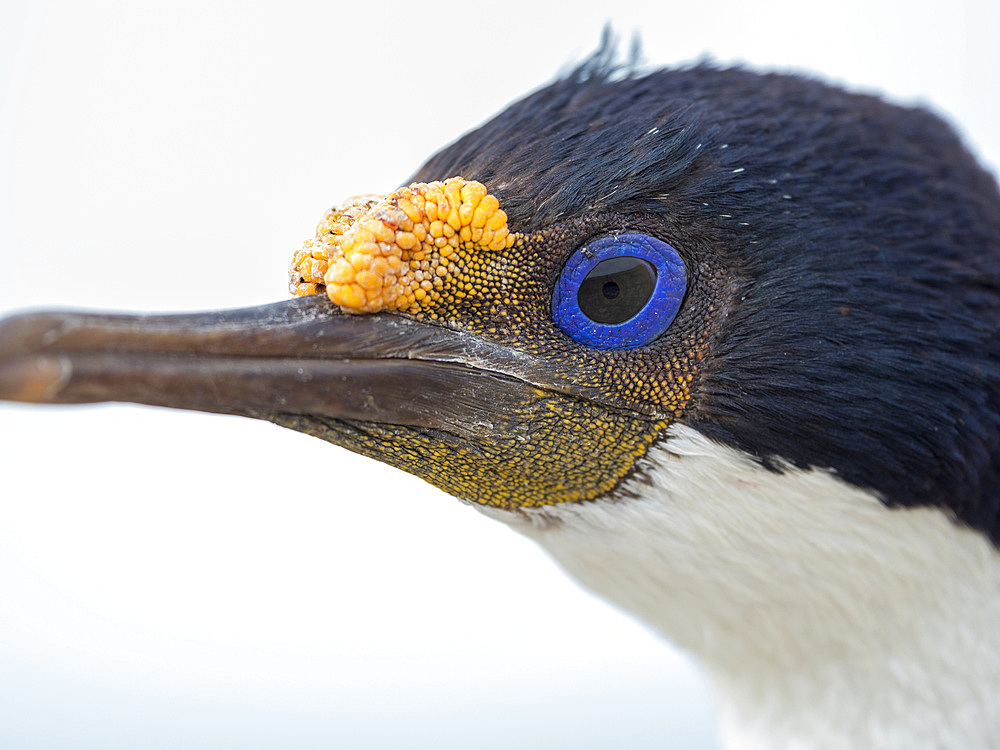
[414,57,1000,540]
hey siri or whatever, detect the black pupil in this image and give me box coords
[577,256,657,324]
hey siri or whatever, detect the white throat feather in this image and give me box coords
[486,424,1000,749]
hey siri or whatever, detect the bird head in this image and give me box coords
[2,58,998,540]
[5,48,1000,748]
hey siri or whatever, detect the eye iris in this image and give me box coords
[577,257,657,324]
[551,233,686,350]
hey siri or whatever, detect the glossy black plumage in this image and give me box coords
[415,56,1000,540]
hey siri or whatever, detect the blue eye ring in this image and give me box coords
[552,233,687,350]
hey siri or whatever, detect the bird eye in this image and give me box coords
[552,233,686,349]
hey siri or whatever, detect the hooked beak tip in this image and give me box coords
[0,355,71,403]
[0,313,73,403]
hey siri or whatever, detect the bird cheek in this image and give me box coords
[274,399,671,510]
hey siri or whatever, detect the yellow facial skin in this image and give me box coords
[288,177,713,510]
[272,408,670,511]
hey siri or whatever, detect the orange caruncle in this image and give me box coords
[288,178,516,314]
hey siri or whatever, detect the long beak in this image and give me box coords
[0,295,560,440]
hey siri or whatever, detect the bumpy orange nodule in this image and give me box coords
[289,178,515,314]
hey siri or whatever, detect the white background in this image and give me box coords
[0,2,997,749]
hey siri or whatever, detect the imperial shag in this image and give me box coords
[1,55,999,749]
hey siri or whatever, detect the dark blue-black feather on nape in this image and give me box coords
[413,54,1000,542]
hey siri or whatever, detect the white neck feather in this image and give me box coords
[488,424,1000,749]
